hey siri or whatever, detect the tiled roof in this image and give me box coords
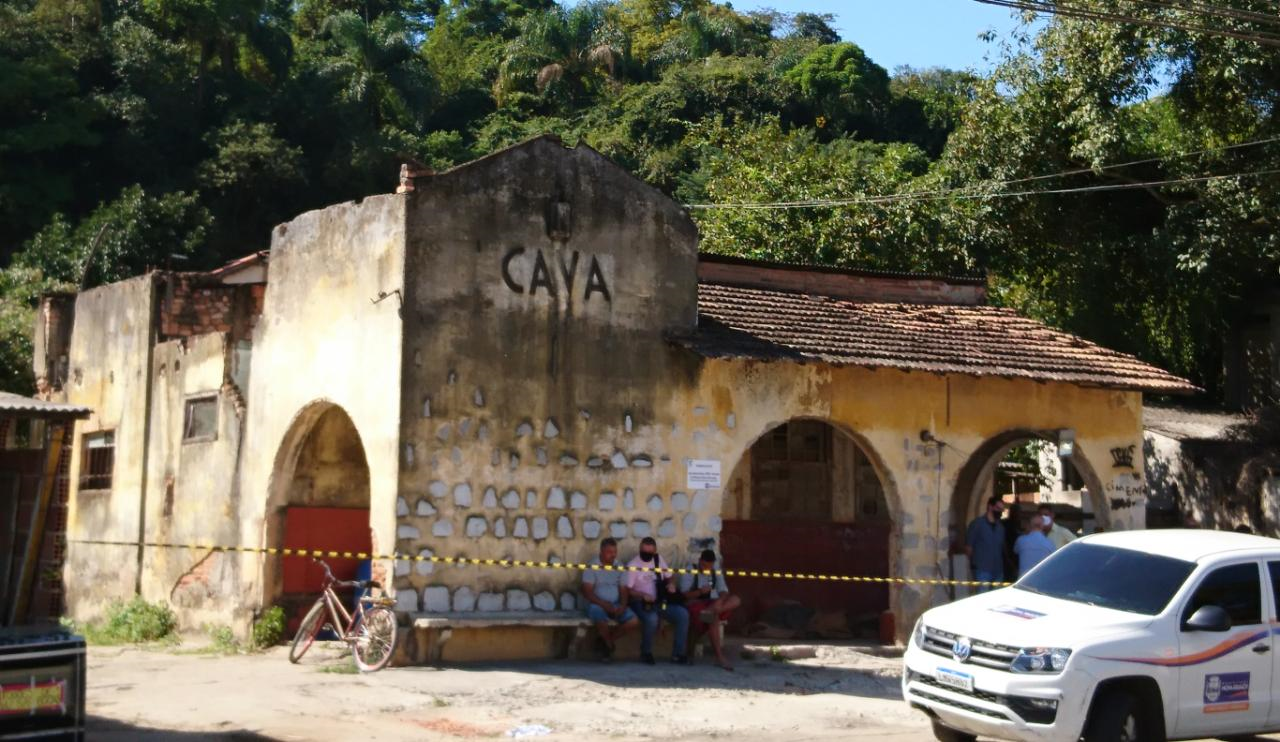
[683,282,1198,394]
[0,392,92,418]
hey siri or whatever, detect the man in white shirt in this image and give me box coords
[1038,504,1077,550]
[624,537,689,665]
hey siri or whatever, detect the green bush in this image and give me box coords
[208,625,239,654]
[251,606,286,650]
[83,597,178,645]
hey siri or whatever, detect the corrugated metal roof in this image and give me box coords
[680,281,1199,394]
[0,392,92,418]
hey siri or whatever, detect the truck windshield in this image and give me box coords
[1014,542,1195,615]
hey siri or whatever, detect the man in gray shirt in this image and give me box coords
[582,537,639,662]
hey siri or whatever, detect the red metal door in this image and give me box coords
[281,506,370,632]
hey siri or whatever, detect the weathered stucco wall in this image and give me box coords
[235,194,407,627]
[61,275,156,621]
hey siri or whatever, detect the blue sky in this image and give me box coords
[733,0,1030,72]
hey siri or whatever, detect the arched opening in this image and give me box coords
[720,419,894,642]
[950,430,1107,587]
[264,402,372,633]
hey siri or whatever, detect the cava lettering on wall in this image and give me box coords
[501,247,611,303]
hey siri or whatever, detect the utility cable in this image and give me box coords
[973,0,1280,47]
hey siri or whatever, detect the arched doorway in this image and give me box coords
[264,402,372,633]
[720,419,893,641]
[950,430,1108,588]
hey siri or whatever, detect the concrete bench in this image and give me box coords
[407,610,724,664]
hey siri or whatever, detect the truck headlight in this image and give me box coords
[912,619,925,648]
[1011,647,1071,673]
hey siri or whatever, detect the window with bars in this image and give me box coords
[80,431,115,491]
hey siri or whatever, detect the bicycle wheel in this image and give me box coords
[289,600,326,664]
[351,606,397,672]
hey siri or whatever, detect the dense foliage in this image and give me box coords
[1,0,1277,403]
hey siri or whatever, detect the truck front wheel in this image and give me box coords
[1085,690,1149,742]
[930,718,977,742]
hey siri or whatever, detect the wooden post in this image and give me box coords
[10,423,66,625]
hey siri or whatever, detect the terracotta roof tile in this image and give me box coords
[683,282,1198,394]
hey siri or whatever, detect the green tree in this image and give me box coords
[495,1,624,108]
[784,42,890,139]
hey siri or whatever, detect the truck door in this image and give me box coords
[1264,561,1280,729]
[1175,561,1272,737]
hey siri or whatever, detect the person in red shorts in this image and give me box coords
[678,549,740,670]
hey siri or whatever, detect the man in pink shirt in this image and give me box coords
[624,537,689,665]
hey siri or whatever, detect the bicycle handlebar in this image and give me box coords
[311,558,379,591]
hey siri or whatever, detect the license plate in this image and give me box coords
[936,667,974,692]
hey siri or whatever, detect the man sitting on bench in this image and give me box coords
[582,537,639,662]
[678,548,740,671]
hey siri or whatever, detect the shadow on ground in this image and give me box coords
[88,716,277,741]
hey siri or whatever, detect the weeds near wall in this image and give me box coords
[73,597,179,645]
[251,606,285,649]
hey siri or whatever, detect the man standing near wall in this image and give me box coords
[582,538,639,663]
[625,537,689,665]
[965,496,1006,591]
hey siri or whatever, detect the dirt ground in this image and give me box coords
[86,639,930,741]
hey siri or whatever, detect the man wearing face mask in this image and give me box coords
[623,537,689,665]
[1037,504,1076,550]
[964,496,1005,592]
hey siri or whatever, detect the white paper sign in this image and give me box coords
[686,459,721,490]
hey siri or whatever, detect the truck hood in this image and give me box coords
[920,587,1152,649]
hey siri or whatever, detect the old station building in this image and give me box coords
[35,136,1193,659]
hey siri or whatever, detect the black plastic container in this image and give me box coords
[0,625,85,740]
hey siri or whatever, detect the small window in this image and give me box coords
[1184,563,1262,627]
[183,396,218,442]
[80,431,115,491]
[1267,561,1280,618]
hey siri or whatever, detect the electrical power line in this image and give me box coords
[687,166,1280,211]
[1137,0,1280,29]
[685,135,1280,210]
[973,0,1280,47]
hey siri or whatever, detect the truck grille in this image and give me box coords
[906,670,1059,725]
[921,626,1018,671]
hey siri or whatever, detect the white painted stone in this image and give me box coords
[671,492,689,511]
[559,593,577,611]
[396,588,420,612]
[692,491,709,512]
[624,414,633,433]
[452,587,477,612]
[580,409,591,420]
[532,517,550,540]
[417,499,436,516]
[632,520,651,538]
[570,491,588,510]
[432,520,453,537]
[647,494,663,512]
[394,560,410,577]
[543,419,560,438]
[490,448,501,466]
[513,518,530,538]
[396,497,409,516]
[451,446,462,466]
[516,421,533,437]
[586,457,604,468]
[453,483,473,507]
[459,418,473,437]
[478,422,489,441]
[610,451,628,468]
[556,515,574,539]
[506,590,532,611]
[624,488,635,510]
[509,452,519,470]
[447,370,457,384]
[423,586,449,612]
[547,487,567,509]
[478,592,504,611]
[429,480,448,498]
[609,521,628,539]
[436,423,451,442]
[598,492,617,511]
[631,455,653,468]
[533,591,557,612]
[559,454,579,467]
[493,518,507,538]
[727,413,736,429]
[415,548,435,575]
[583,520,602,539]
[694,406,707,416]
[403,443,415,467]
[658,518,676,538]
[502,489,520,509]
[482,487,498,508]
[683,514,697,532]
[422,398,431,418]
[465,516,487,537]
[526,490,538,507]
[693,431,706,445]
[473,388,485,407]
[397,524,420,540]
[709,516,723,533]
[535,448,548,466]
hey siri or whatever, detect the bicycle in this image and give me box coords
[288,558,399,672]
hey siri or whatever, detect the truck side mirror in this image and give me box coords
[1184,605,1232,633]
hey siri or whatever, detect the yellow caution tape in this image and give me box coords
[67,538,1012,587]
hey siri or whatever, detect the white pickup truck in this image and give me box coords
[903,529,1280,741]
